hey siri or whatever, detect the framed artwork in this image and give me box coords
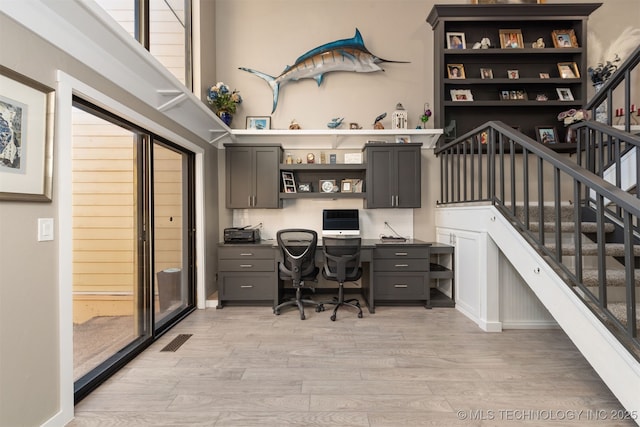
[557,62,580,79]
[246,116,271,130]
[556,87,574,101]
[450,89,473,101]
[535,126,559,144]
[499,29,524,49]
[0,66,54,202]
[552,29,579,48]
[297,182,312,192]
[500,90,510,100]
[471,0,545,3]
[446,32,466,49]
[447,64,466,79]
[281,171,296,193]
[507,69,519,79]
[480,68,494,79]
[341,179,353,193]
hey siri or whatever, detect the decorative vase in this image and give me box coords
[594,83,608,124]
[218,111,233,127]
[565,127,577,144]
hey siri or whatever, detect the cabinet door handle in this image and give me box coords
[240,253,254,256]
[395,264,409,267]
[394,252,408,256]
[394,284,408,288]
[240,285,254,288]
[239,264,253,268]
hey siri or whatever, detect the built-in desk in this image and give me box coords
[217,239,454,313]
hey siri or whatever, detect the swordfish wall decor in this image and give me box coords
[239,28,409,113]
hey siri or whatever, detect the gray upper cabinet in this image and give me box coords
[225,144,282,209]
[364,143,422,208]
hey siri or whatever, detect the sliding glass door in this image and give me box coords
[71,98,195,402]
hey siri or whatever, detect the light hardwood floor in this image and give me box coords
[70,302,636,426]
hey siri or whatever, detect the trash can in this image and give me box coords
[157,268,181,311]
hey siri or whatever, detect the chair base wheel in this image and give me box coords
[358,312,363,318]
[330,314,336,321]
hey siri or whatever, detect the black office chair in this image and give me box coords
[321,236,363,321]
[274,229,323,320]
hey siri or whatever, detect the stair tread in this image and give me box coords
[530,221,615,233]
[581,268,640,287]
[547,242,640,256]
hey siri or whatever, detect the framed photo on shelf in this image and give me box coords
[480,68,493,79]
[450,89,473,101]
[297,182,312,193]
[446,32,466,49]
[499,29,524,49]
[552,29,579,48]
[500,90,510,100]
[447,64,466,79]
[281,171,296,193]
[395,135,411,143]
[556,87,574,101]
[0,66,54,202]
[246,116,271,130]
[539,72,550,79]
[507,69,519,79]
[341,180,353,193]
[535,126,559,144]
[557,62,580,79]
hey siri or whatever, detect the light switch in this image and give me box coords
[38,218,54,241]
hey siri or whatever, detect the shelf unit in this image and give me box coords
[279,163,366,200]
[427,3,601,151]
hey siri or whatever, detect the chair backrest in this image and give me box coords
[277,229,318,285]
[322,236,362,283]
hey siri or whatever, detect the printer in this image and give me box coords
[224,226,261,243]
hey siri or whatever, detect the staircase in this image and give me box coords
[517,203,640,351]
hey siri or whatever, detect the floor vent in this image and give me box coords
[161,334,192,352]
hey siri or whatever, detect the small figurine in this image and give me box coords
[472,37,491,49]
[373,112,386,129]
[327,117,344,129]
[350,122,362,129]
[289,119,301,130]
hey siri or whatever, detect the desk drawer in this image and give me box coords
[374,247,429,259]
[375,274,426,299]
[219,246,275,260]
[374,258,429,272]
[219,259,275,272]
[220,274,274,300]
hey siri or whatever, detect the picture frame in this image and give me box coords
[281,171,296,193]
[471,0,545,3]
[447,64,466,79]
[341,179,353,193]
[446,32,466,49]
[556,87,574,101]
[535,126,559,144]
[535,93,548,101]
[507,69,519,79]
[246,116,271,130]
[395,135,411,143]
[500,90,510,100]
[450,89,473,101]
[552,29,579,48]
[539,72,550,79]
[297,182,312,192]
[0,66,54,202]
[557,62,580,79]
[499,29,524,49]
[480,68,494,79]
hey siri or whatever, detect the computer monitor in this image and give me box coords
[322,209,360,236]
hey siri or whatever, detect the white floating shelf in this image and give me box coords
[229,128,443,149]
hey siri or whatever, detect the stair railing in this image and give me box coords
[585,44,640,133]
[435,121,639,353]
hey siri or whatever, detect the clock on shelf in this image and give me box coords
[320,179,337,193]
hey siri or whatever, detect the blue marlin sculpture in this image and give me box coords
[239,28,409,113]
